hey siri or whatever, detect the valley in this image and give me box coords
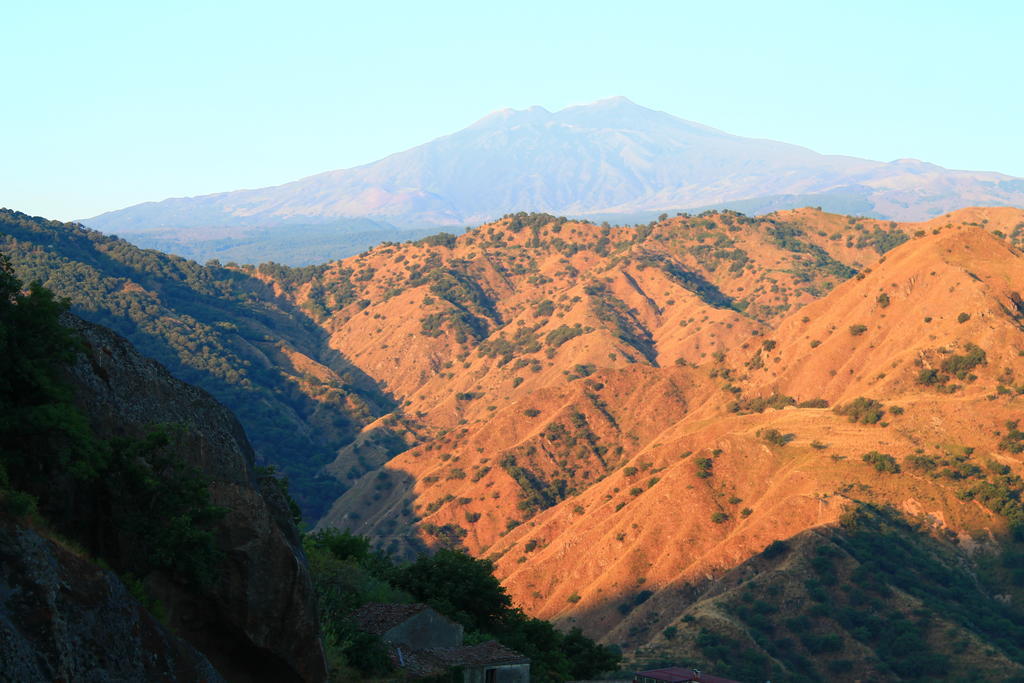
[5,205,1024,679]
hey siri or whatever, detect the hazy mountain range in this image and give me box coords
[82,97,1024,264]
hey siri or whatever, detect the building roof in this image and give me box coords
[350,602,431,635]
[428,640,530,667]
[635,667,740,683]
[389,641,530,677]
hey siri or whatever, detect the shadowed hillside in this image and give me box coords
[8,204,1024,678]
[0,209,395,519]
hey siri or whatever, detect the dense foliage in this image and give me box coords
[0,259,223,589]
[0,209,394,520]
[304,529,621,682]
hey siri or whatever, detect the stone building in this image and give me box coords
[352,603,530,682]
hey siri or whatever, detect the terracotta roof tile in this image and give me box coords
[350,602,430,635]
[425,640,530,667]
[388,640,530,678]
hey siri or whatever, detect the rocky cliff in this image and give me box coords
[0,312,327,682]
[0,523,224,682]
[62,314,328,681]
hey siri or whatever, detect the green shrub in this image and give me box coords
[695,458,714,479]
[940,343,986,379]
[757,428,794,446]
[862,451,900,473]
[834,397,886,424]
[545,324,584,349]
[798,398,829,408]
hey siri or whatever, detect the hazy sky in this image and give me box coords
[4,0,1022,221]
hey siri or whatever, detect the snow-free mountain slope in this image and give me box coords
[85,97,1024,238]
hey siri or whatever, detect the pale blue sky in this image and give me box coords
[4,0,1022,221]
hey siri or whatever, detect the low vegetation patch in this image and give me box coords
[862,451,900,473]
[757,428,795,446]
[834,397,886,424]
[305,531,620,680]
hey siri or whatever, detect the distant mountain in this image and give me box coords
[86,97,1024,242]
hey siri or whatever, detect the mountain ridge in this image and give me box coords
[8,204,1024,679]
[84,98,1024,241]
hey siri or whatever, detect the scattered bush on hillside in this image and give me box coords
[834,397,886,424]
[862,451,900,473]
[849,324,868,336]
[907,455,939,471]
[964,475,1024,539]
[757,428,794,446]
[567,363,596,380]
[958,312,971,323]
[1000,421,1024,454]
[545,324,584,350]
[797,398,830,408]
[917,343,986,391]
[940,343,986,379]
[854,226,909,254]
[415,232,458,249]
[533,299,555,317]
[876,292,891,308]
[695,458,714,479]
[478,325,543,364]
[728,393,795,414]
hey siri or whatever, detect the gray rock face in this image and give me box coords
[60,314,327,682]
[0,523,224,683]
[84,96,1024,231]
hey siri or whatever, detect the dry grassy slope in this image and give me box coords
[318,363,713,555]
[497,218,1024,624]
[297,207,1024,673]
[744,222,1024,403]
[305,209,904,432]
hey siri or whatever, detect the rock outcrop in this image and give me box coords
[59,314,327,682]
[0,523,224,682]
